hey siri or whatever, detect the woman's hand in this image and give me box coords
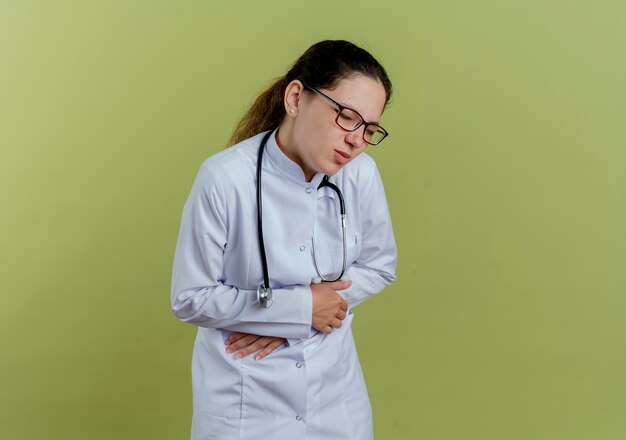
[311,280,350,334]
[224,280,350,359]
[225,332,287,361]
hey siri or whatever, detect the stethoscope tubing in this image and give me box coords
[256,129,347,308]
[256,130,274,291]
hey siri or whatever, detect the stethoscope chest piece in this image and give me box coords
[257,285,273,308]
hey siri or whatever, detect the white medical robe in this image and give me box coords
[171,130,397,439]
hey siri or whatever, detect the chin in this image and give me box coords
[320,164,343,176]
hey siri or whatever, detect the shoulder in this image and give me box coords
[333,153,388,211]
[199,132,263,178]
[336,152,380,188]
[195,132,265,192]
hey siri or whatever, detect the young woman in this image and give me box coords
[171,40,397,440]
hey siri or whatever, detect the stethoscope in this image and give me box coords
[256,129,347,308]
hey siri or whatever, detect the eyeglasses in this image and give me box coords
[302,84,389,146]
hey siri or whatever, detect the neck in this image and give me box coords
[275,123,315,182]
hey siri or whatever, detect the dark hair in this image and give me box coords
[228,40,392,145]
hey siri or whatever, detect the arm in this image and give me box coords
[170,162,313,339]
[227,280,350,359]
[340,164,397,308]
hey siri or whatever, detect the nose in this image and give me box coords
[344,126,367,150]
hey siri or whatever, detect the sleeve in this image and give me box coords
[339,163,397,308]
[170,162,313,339]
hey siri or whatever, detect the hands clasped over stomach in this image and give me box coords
[225,280,351,360]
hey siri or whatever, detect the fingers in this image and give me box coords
[225,334,260,354]
[232,336,271,359]
[226,332,252,346]
[337,308,347,320]
[326,280,352,291]
[254,339,287,361]
[326,281,349,311]
[320,317,344,334]
[226,335,287,360]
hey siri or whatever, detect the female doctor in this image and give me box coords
[171,40,397,440]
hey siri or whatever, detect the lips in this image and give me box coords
[334,149,351,165]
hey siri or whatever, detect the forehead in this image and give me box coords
[325,75,387,120]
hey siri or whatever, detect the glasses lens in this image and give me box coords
[364,125,387,145]
[336,108,363,131]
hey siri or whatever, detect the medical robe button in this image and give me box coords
[296,415,303,422]
[305,187,312,194]
[295,362,303,368]
[299,245,306,251]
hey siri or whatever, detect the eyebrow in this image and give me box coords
[337,100,381,125]
[307,84,382,125]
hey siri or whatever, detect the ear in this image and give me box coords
[283,80,305,116]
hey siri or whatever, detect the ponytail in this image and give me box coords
[228,77,288,146]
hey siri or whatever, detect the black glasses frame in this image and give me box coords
[302,84,389,146]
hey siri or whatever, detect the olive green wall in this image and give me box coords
[1,1,625,438]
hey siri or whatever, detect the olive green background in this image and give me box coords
[1,1,625,439]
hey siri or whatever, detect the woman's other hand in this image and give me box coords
[225,332,287,361]
[311,280,350,334]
